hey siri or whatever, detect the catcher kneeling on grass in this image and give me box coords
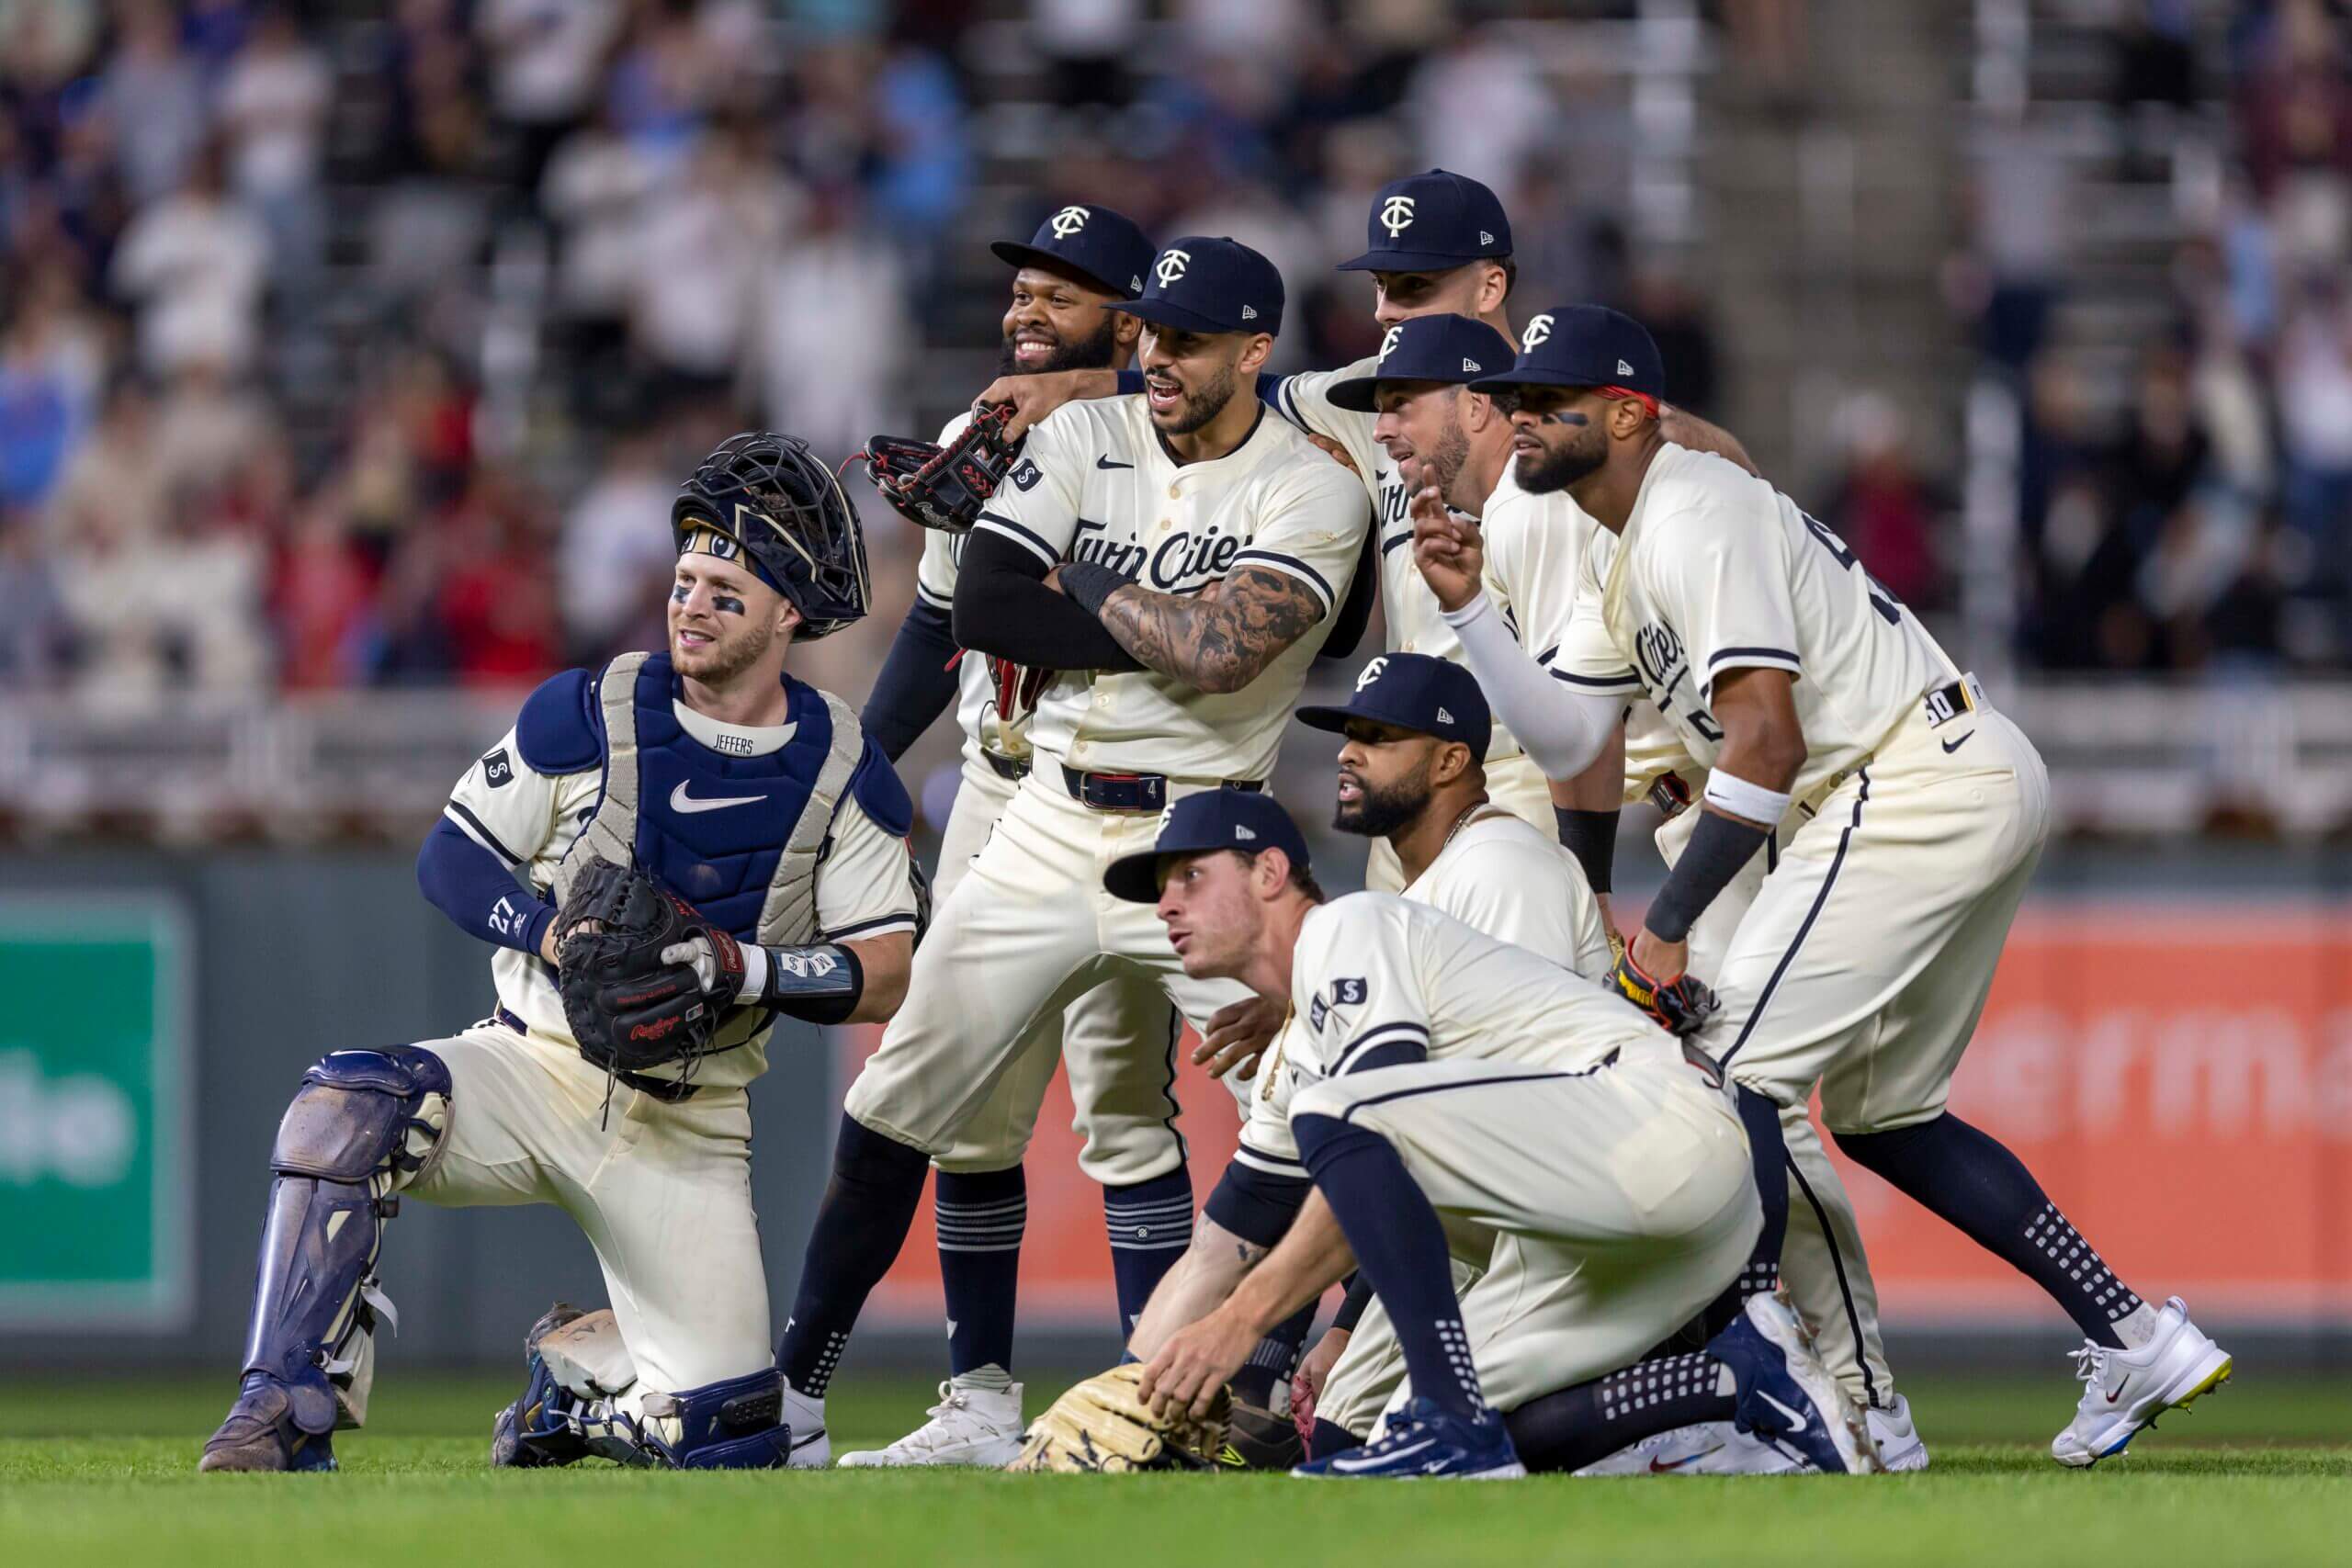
[199,433,922,1473]
[1017,790,1882,1478]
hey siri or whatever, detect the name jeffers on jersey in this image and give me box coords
[1073,514,1244,591]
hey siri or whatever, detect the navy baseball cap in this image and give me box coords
[990,203,1155,300]
[1103,788,1312,904]
[1108,237,1283,336]
[1337,170,1513,275]
[1297,653,1492,763]
[1327,314,1517,412]
[1471,304,1667,407]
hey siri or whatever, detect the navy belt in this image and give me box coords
[1060,767,1264,814]
[981,750,1032,782]
[494,1005,701,1102]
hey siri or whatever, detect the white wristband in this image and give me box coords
[1437,591,1494,629]
[736,943,769,1004]
[1702,768,1792,826]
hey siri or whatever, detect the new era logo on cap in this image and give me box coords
[1241,305,1258,321]
[1617,358,1634,377]
[1436,706,1454,724]
[1235,824,1257,841]
[1463,358,1481,373]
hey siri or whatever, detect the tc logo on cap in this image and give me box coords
[1354,655,1390,692]
[1050,206,1090,238]
[1154,249,1191,287]
[1379,325,1403,360]
[1380,196,1417,237]
[1523,313,1554,349]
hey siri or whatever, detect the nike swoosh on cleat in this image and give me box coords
[1331,1437,1436,1472]
[1940,731,1975,754]
[1649,1454,1704,1472]
[1096,456,1135,469]
[2106,1376,2132,1405]
[1758,1391,1809,1433]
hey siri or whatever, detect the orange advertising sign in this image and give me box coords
[847,906,2352,1330]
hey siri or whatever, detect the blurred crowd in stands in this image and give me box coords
[1963,0,2352,674]
[0,0,1712,700]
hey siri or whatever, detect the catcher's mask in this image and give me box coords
[672,432,872,641]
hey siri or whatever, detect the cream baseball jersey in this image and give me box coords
[913,413,1033,766]
[1272,358,1536,767]
[441,702,919,1088]
[1234,807,1616,1175]
[971,395,1366,781]
[1554,444,1961,799]
[1285,892,1672,1092]
[1511,479,1697,802]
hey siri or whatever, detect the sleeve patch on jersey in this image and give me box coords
[1011,458,1043,491]
[849,736,916,839]
[514,668,602,774]
[481,748,514,788]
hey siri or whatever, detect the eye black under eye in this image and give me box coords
[713,595,745,615]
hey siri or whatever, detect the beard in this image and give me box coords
[1514,429,1607,493]
[997,313,1122,378]
[1334,770,1433,839]
[1163,361,1238,435]
[673,611,775,683]
[1419,419,1473,503]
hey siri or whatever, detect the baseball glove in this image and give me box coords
[553,860,741,1076]
[1007,1364,1230,1474]
[1606,949,1719,1038]
[860,402,1021,536]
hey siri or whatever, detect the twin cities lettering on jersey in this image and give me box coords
[1072,514,1245,592]
[1631,620,1724,744]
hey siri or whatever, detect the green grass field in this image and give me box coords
[3,1372,2346,1567]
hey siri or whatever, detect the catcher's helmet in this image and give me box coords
[672,432,871,640]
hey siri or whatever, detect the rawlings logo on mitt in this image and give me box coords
[553,860,740,1076]
[860,402,1021,536]
[1007,1364,1230,1474]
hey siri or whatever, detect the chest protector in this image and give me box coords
[549,652,865,949]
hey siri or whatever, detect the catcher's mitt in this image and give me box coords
[553,860,741,1075]
[861,402,1020,536]
[1007,1364,1230,1474]
[1606,949,1719,1038]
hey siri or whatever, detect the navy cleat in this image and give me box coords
[1707,1292,1883,1474]
[490,1303,593,1468]
[1291,1398,1526,1480]
[199,1372,339,1473]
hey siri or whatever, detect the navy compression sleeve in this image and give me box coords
[416,817,556,955]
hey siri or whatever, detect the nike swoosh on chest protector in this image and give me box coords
[670,781,766,814]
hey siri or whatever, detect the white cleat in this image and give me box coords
[1868,1393,1928,1472]
[782,1378,830,1470]
[2051,1297,2232,1469]
[1572,1422,1735,1476]
[837,1381,1025,1469]
[1689,1426,1815,1474]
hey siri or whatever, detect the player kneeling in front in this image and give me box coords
[1023,791,1875,1478]
[198,434,918,1472]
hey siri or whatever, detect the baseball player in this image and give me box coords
[1114,653,1611,1467]
[1433,306,2233,1468]
[845,205,1216,1467]
[1102,791,1876,1478]
[1368,313,1922,1468]
[772,237,1369,1463]
[975,171,1753,896]
[198,434,919,1473]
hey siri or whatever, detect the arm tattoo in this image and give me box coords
[1095,565,1326,694]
